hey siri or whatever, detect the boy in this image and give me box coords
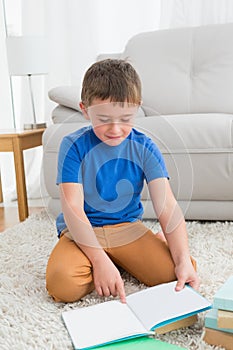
[46,59,199,303]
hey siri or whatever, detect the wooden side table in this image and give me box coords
[0,128,45,221]
[0,170,3,203]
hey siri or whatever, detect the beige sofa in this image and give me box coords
[43,22,233,221]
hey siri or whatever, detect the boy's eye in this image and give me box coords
[121,117,131,123]
[97,115,134,123]
[99,118,110,123]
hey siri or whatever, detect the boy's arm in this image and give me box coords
[148,178,199,291]
[59,183,126,302]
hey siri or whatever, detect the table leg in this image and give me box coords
[0,171,3,203]
[12,138,29,221]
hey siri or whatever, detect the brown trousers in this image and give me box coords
[46,221,196,302]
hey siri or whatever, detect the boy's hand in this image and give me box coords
[92,254,126,303]
[175,259,200,291]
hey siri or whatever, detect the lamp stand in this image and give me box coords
[24,74,47,130]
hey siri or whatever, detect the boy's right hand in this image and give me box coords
[92,254,126,303]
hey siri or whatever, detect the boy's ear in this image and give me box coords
[79,102,90,120]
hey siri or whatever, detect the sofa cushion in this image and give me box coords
[122,23,233,115]
[122,28,192,115]
[134,113,233,153]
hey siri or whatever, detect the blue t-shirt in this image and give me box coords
[56,126,168,236]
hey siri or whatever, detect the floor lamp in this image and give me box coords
[6,36,48,129]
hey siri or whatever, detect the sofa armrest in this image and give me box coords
[51,105,86,124]
[49,85,82,112]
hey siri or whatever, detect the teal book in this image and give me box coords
[62,281,211,350]
[205,308,233,334]
[97,337,186,349]
[213,276,233,311]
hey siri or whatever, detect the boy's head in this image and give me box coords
[80,59,141,107]
[80,59,142,146]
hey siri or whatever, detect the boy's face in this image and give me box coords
[80,98,139,146]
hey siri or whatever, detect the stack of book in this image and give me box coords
[204,276,233,350]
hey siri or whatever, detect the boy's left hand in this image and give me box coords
[174,259,200,291]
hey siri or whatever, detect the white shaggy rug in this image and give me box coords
[0,210,232,350]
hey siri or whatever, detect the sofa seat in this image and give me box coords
[137,114,233,201]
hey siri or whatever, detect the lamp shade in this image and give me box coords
[6,36,49,76]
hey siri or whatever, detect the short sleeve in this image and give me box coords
[143,139,169,183]
[56,136,82,184]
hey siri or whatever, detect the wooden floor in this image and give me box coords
[0,206,43,232]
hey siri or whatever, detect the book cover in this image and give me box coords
[218,309,233,329]
[204,327,233,350]
[62,281,211,350]
[155,315,197,334]
[213,276,233,311]
[205,309,233,334]
[97,337,186,349]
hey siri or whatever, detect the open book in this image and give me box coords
[62,281,212,350]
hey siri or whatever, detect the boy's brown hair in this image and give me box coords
[81,59,141,107]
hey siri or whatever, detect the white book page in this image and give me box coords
[62,300,149,349]
[127,281,211,330]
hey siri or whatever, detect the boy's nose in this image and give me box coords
[109,122,121,133]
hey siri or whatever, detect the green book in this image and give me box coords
[213,276,233,311]
[97,337,186,349]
